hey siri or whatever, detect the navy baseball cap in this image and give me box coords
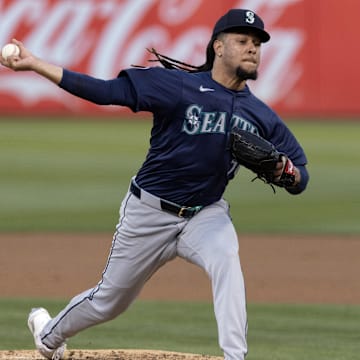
[212,9,270,43]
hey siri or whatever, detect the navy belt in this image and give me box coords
[130,181,202,218]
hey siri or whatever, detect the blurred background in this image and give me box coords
[1,0,359,117]
[0,1,360,358]
[0,0,359,234]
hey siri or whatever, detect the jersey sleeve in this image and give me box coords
[265,112,308,166]
[263,112,309,194]
[118,67,183,113]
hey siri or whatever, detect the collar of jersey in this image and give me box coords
[203,71,251,96]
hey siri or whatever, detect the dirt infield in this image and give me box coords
[1,232,359,359]
[1,233,359,303]
[0,349,222,360]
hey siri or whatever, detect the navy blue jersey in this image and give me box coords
[60,67,308,206]
[120,67,307,206]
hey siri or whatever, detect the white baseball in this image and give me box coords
[1,43,20,60]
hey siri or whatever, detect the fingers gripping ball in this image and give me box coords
[230,127,295,190]
[1,43,20,60]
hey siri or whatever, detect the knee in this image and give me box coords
[210,239,239,263]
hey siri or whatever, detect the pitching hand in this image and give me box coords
[0,39,37,71]
[0,39,63,84]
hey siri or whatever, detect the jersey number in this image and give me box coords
[227,159,240,179]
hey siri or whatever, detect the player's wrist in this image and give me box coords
[34,59,63,84]
[285,165,309,194]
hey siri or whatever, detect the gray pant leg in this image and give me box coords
[177,199,248,360]
[41,193,182,348]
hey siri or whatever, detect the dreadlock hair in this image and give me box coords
[139,36,217,73]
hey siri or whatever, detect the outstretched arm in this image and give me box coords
[0,39,63,84]
[1,39,137,108]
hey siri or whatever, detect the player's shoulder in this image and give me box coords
[246,85,280,120]
[119,66,187,93]
[121,66,185,78]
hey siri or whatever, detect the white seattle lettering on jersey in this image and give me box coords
[231,115,259,134]
[182,104,259,135]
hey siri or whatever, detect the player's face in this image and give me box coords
[216,32,261,81]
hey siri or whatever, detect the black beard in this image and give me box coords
[236,66,258,81]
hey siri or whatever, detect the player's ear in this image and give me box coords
[213,38,224,56]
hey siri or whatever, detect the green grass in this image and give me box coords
[0,118,359,234]
[0,119,148,232]
[1,298,360,359]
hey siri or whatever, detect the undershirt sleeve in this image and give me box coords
[59,69,138,111]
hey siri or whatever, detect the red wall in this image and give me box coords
[0,0,359,117]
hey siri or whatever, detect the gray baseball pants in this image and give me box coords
[40,183,248,360]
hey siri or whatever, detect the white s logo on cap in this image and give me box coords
[245,11,255,24]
